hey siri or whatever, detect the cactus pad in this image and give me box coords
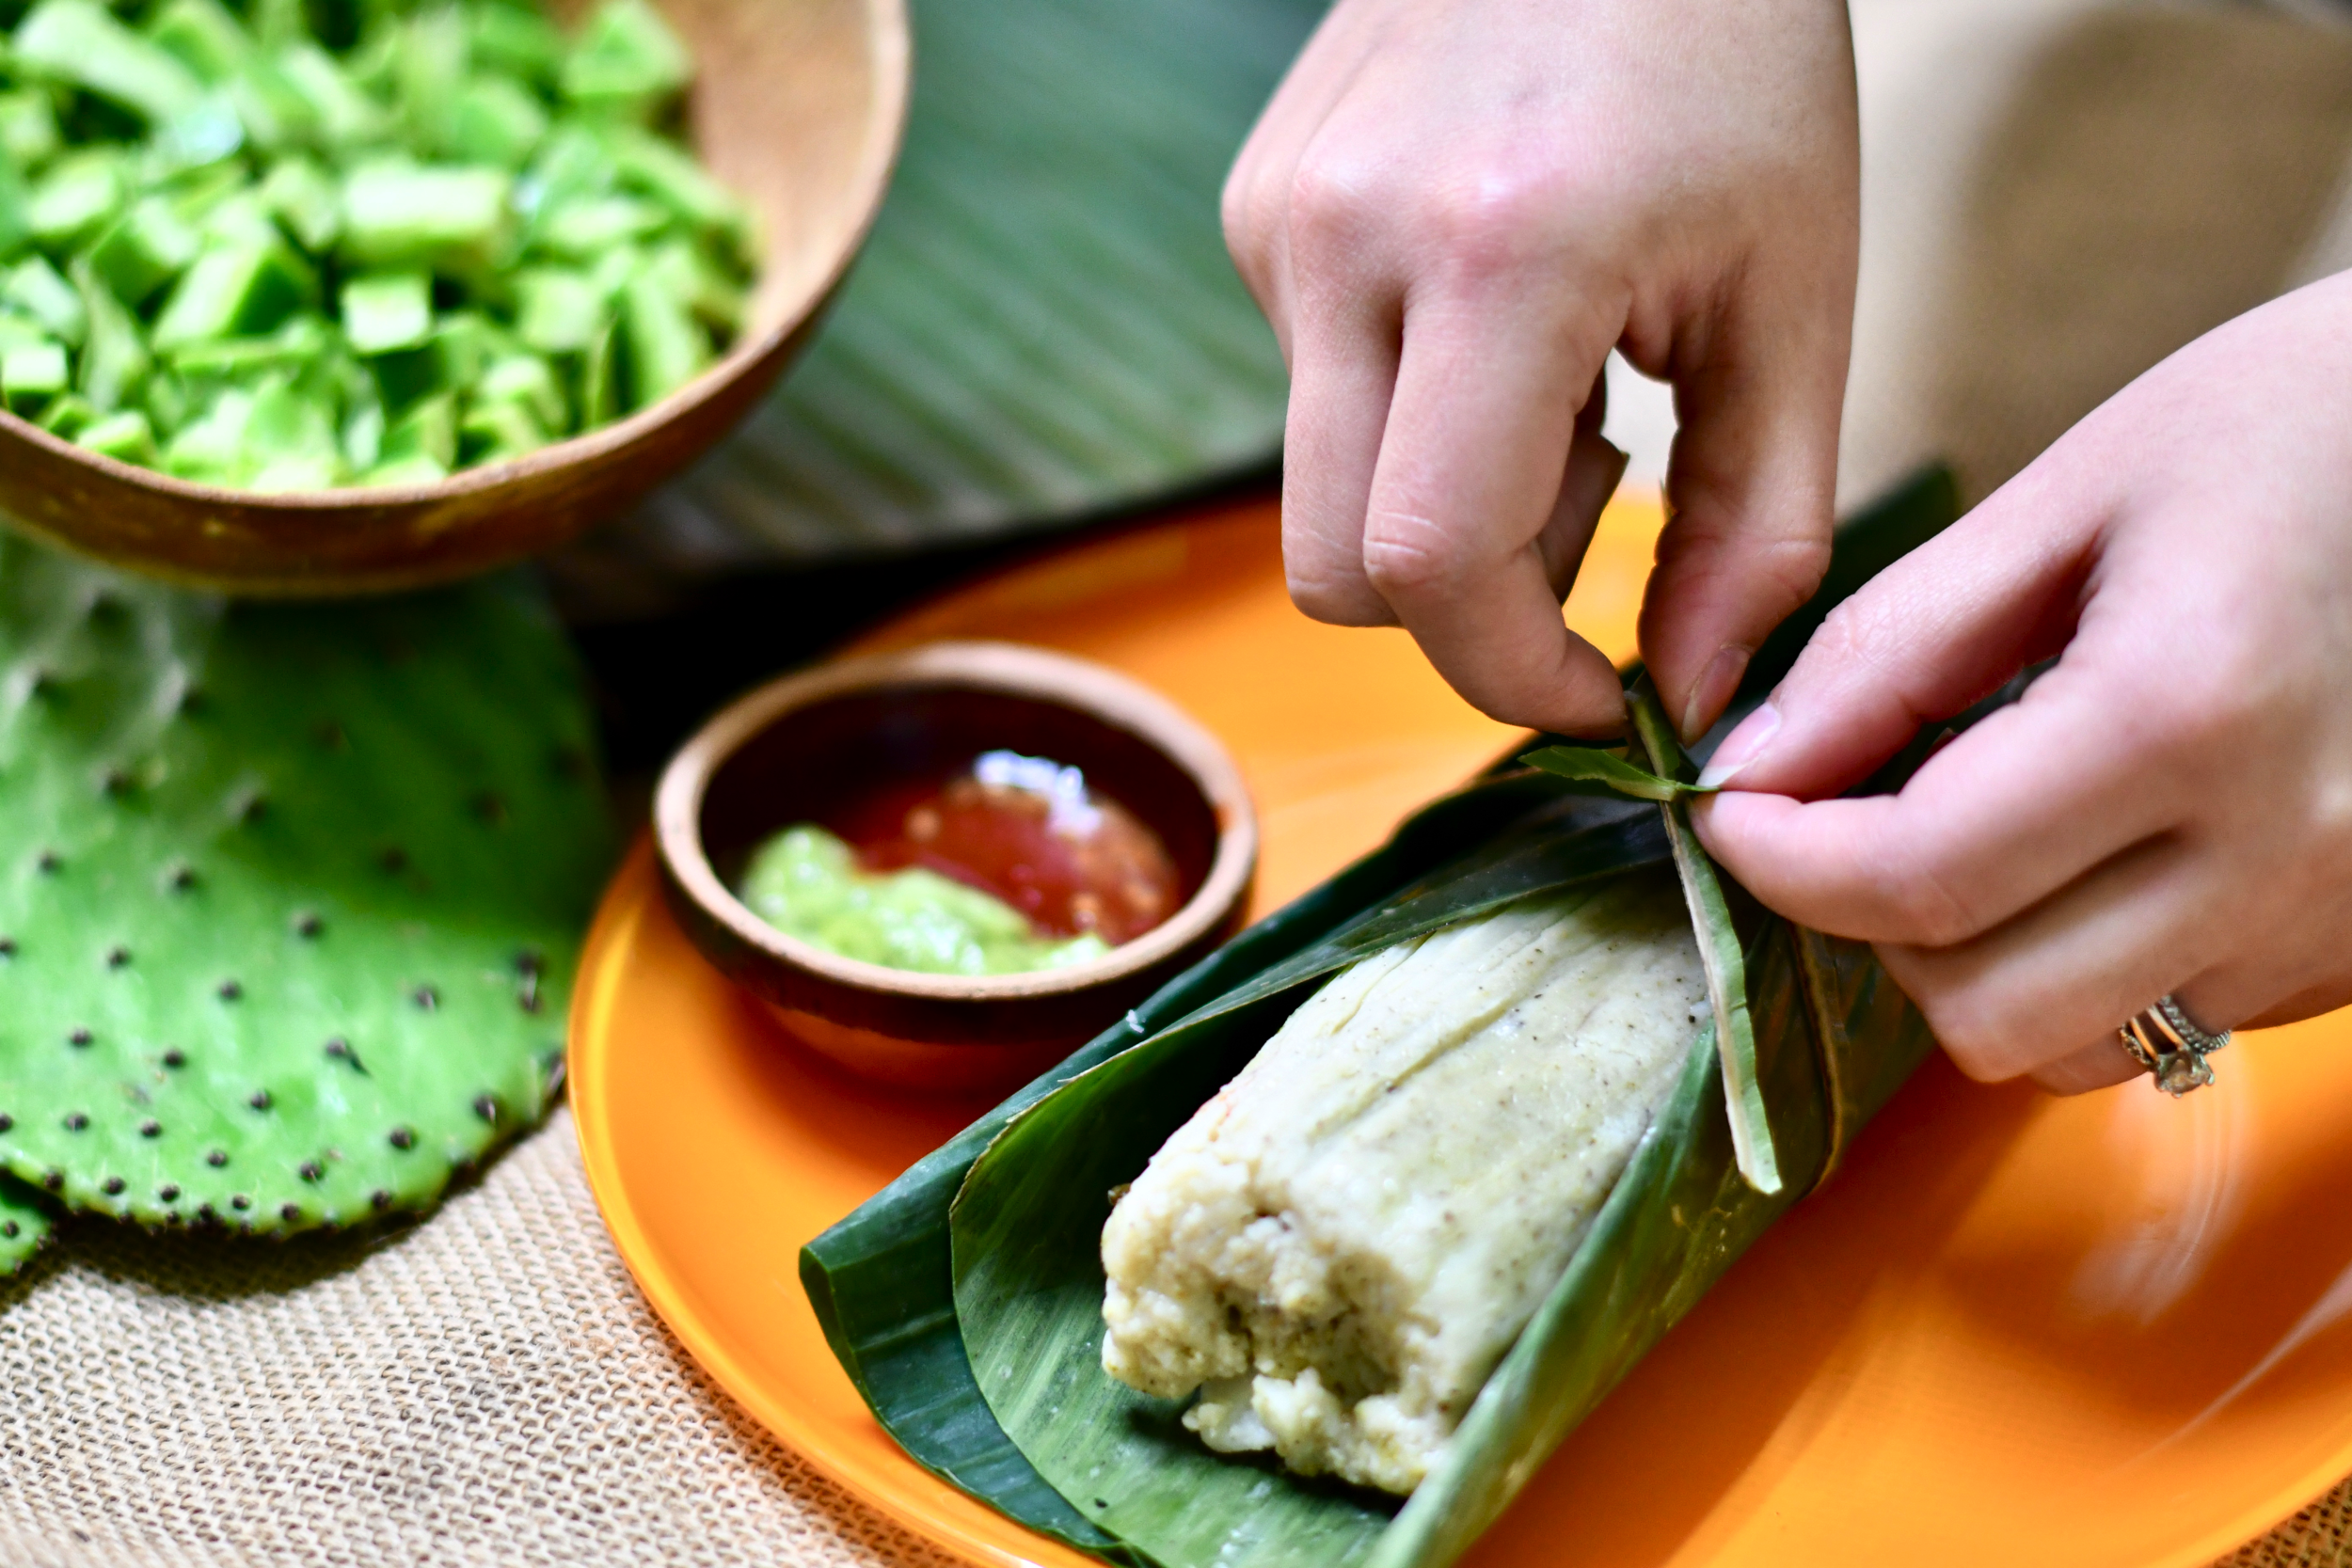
[0,535,612,1235]
[0,1174,54,1272]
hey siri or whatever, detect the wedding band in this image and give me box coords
[2118,993,2232,1097]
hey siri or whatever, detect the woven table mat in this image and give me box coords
[0,1110,961,1568]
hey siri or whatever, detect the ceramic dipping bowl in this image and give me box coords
[654,640,1258,1094]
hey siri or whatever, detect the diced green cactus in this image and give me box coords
[0,535,612,1234]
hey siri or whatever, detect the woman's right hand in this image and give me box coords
[1227,0,1862,742]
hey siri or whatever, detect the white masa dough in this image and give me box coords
[1099,873,1707,1496]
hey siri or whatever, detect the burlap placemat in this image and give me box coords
[0,1110,959,1568]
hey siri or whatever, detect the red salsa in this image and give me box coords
[827,750,1182,944]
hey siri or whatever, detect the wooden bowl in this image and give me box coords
[0,0,909,596]
[653,641,1259,1095]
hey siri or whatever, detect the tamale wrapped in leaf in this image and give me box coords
[803,468,1962,1568]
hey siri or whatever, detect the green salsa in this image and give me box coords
[739,824,1111,978]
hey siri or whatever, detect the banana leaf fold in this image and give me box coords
[803,468,1962,1568]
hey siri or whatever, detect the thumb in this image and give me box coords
[1636,295,1848,743]
[1694,473,2098,800]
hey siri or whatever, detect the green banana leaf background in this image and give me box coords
[803,467,1963,1565]
[609,0,1321,574]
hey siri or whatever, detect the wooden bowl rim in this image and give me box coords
[653,640,1260,1004]
[0,0,912,514]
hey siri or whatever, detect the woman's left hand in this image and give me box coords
[1692,274,2352,1092]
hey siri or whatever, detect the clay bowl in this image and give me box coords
[654,641,1259,1096]
[0,0,909,596]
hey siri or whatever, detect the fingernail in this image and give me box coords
[1680,645,1753,743]
[1695,702,1779,789]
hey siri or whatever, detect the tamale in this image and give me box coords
[802,467,1963,1568]
[1102,875,1707,1495]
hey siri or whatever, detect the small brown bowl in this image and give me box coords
[654,641,1259,1095]
[0,0,909,596]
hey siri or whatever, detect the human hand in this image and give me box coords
[1693,276,2352,1093]
[1227,0,1859,740]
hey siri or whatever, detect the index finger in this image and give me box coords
[1359,282,1629,736]
[1692,657,2193,946]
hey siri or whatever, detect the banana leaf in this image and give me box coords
[612,0,1320,572]
[803,466,1962,1563]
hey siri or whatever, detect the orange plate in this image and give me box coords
[573,494,2352,1568]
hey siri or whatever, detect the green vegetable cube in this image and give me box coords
[0,164,26,265]
[616,268,707,410]
[3,339,70,413]
[393,5,469,151]
[151,240,315,350]
[163,387,255,482]
[339,159,515,277]
[339,270,431,355]
[610,125,752,248]
[278,42,389,149]
[4,255,88,345]
[559,0,690,117]
[29,152,128,252]
[449,73,548,167]
[196,190,284,248]
[75,408,156,463]
[146,0,254,85]
[0,92,63,171]
[458,393,545,463]
[532,194,665,261]
[0,314,51,351]
[380,389,455,467]
[578,316,616,427]
[228,54,323,152]
[150,92,247,175]
[258,154,341,253]
[15,0,205,124]
[642,237,743,334]
[88,199,201,310]
[249,452,341,489]
[356,451,449,486]
[36,392,98,437]
[142,369,191,436]
[520,123,618,214]
[476,351,564,430]
[341,394,384,468]
[514,267,605,354]
[469,2,564,86]
[69,259,151,409]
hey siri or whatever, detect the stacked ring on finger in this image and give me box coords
[2118,993,2232,1097]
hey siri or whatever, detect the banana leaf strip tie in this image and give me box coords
[803,468,1963,1568]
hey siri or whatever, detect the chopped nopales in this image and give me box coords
[449,76,549,166]
[559,0,689,114]
[340,271,432,355]
[0,93,62,171]
[76,408,157,463]
[618,270,708,408]
[29,154,128,253]
[15,0,205,125]
[338,161,514,276]
[87,200,202,311]
[0,0,747,484]
[151,242,314,350]
[147,0,256,85]
[2,341,71,413]
[1102,874,1708,1496]
[4,258,87,346]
